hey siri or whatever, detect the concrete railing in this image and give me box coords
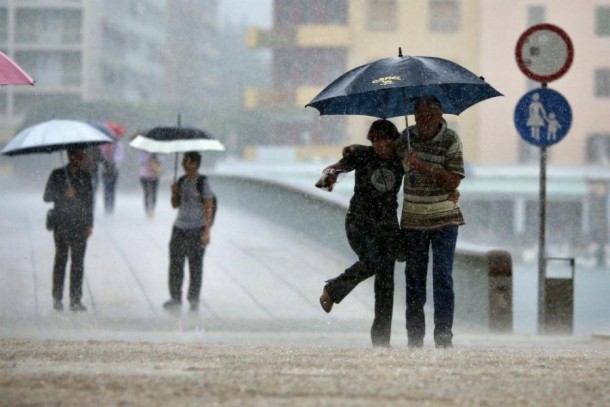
[210,173,513,333]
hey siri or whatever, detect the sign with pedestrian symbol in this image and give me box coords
[514,88,572,147]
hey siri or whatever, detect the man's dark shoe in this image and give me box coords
[163,299,182,310]
[435,339,453,349]
[319,289,333,313]
[53,300,63,311]
[435,333,453,349]
[408,339,424,349]
[189,300,199,312]
[69,302,87,312]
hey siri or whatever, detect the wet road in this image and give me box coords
[0,178,609,406]
[0,185,390,344]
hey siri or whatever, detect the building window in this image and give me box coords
[528,5,545,26]
[429,0,459,33]
[595,6,610,36]
[276,0,347,26]
[595,68,610,97]
[0,9,7,42]
[368,0,397,31]
[587,134,610,164]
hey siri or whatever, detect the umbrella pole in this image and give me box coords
[404,115,415,188]
[174,112,181,182]
[59,151,72,188]
[174,153,178,182]
[404,115,411,151]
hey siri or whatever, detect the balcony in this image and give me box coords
[296,25,350,47]
[247,28,295,49]
[247,25,350,49]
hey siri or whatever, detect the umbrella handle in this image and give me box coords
[404,115,415,188]
[174,152,178,183]
[404,115,411,151]
[174,113,181,183]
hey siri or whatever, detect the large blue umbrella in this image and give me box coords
[306,53,502,119]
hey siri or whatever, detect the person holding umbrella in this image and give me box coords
[397,96,465,349]
[307,52,499,349]
[163,151,215,312]
[43,147,94,312]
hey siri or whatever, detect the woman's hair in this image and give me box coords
[367,119,400,142]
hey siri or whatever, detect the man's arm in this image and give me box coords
[43,171,59,203]
[201,197,213,246]
[171,183,180,208]
[406,152,462,190]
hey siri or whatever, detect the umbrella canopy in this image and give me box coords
[89,121,127,140]
[105,121,126,138]
[1,119,114,156]
[0,51,35,85]
[306,55,502,118]
[129,127,225,154]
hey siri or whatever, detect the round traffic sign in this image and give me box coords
[514,88,572,147]
[515,24,574,83]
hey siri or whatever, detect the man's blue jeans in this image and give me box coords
[403,225,458,346]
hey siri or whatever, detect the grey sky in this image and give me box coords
[218,0,272,28]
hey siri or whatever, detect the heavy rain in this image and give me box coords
[0,1,609,405]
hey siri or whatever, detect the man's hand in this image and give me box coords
[406,152,427,173]
[448,190,460,203]
[201,229,210,247]
[407,152,461,190]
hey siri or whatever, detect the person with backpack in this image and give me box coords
[163,151,215,312]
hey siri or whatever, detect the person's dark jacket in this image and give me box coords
[43,166,94,229]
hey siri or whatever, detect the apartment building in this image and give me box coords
[479,0,610,165]
[0,0,220,143]
[246,0,483,158]
[246,0,610,167]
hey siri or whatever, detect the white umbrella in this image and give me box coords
[1,119,113,156]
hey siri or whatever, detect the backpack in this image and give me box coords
[177,175,217,225]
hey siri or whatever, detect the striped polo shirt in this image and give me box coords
[396,119,465,230]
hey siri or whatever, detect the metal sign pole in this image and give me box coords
[537,81,548,334]
[537,144,547,333]
[515,24,574,335]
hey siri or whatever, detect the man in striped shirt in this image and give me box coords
[396,96,465,349]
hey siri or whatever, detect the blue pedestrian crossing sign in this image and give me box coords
[514,88,572,147]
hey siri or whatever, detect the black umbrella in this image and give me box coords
[306,50,503,149]
[129,115,225,180]
[306,52,502,118]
